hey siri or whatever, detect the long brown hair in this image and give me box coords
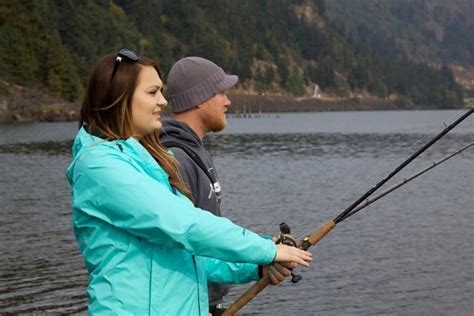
[81,52,192,200]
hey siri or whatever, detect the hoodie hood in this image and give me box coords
[71,127,96,158]
[160,119,202,149]
[66,127,100,184]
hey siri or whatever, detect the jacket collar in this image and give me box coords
[72,127,156,166]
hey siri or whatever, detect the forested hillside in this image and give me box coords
[326,0,474,66]
[0,0,467,108]
[326,0,474,92]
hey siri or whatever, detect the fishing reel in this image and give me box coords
[274,222,303,283]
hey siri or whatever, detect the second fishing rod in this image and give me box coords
[223,108,473,315]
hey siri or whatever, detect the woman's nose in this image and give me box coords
[158,95,168,107]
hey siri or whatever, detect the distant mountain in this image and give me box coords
[326,0,474,91]
[0,0,466,108]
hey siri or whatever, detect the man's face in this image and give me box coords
[199,91,231,133]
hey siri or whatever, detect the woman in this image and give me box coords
[66,49,312,315]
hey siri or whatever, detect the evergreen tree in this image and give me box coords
[285,67,306,96]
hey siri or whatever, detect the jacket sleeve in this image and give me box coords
[204,257,260,284]
[71,149,276,265]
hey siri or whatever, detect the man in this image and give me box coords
[161,57,297,315]
[159,56,237,315]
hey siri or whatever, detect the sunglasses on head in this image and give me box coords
[111,48,140,80]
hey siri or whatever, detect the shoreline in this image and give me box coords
[0,81,465,124]
[228,93,404,113]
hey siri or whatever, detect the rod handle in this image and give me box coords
[224,220,336,315]
[306,220,336,247]
[222,275,271,315]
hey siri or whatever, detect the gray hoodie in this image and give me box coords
[159,119,228,305]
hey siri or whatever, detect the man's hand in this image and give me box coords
[262,262,298,285]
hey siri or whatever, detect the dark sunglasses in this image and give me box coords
[111,48,140,81]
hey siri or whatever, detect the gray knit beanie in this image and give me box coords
[166,57,238,113]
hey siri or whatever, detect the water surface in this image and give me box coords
[0,110,473,315]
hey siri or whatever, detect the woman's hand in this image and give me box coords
[274,244,312,267]
[264,244,312,285]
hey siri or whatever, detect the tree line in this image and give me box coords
[0,0,464,108]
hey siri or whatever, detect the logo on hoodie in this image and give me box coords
[209,181,222,202]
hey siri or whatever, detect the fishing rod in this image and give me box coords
[223,142,473,316]
[319,141,473,223]
[334,108,473,224]
[223,108,473,315]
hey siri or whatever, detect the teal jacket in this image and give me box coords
[66,127,276,315]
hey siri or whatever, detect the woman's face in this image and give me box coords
[130,65,167,138]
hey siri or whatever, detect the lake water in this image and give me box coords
[0,110,473,315]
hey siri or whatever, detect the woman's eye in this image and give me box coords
[149,90,157,95]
